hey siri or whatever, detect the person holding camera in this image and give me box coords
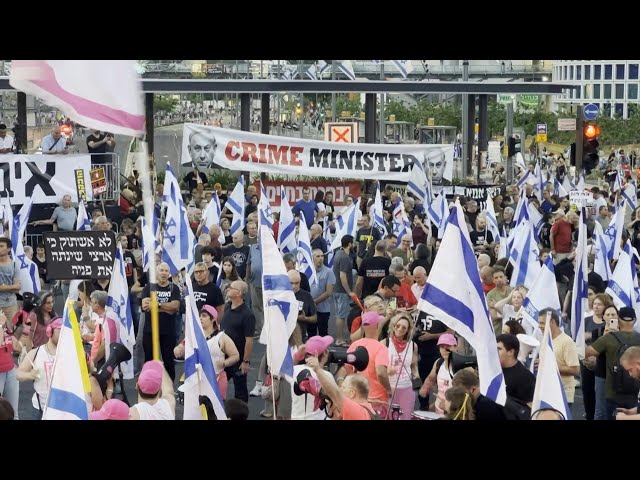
[305,355,375,420]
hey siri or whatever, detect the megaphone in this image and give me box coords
[517,334,540,362]
[327,346,369,372]
[451,352,478,374]
[95,343,132,396]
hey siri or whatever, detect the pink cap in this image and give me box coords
[362,311,384,327]
[89,399,130,420]
[437,333,458,347]
[200,305,218,321]
[138,361,163,395]
[305,336,334,356]
[46,317,63,338]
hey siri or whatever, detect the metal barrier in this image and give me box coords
[91,152,121,202]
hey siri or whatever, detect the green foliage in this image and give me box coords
[385,99,461,127]
[208,169,240,188]
[154,95,179,113]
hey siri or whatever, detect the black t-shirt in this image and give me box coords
[183,171,208,192]
[466,211,479,229]
[221,302,256,363]
[295,289,317,334]
[355,227,382,258]
[123,250,136,288]
[475,394,507,421]
[142,283,182,336]
[469,230,493,250]
[222,244,250,279]
[415,313,448,358]
[299,271,311,293]
[192,281,224,311]
[357,256,391,299]
[86,133,107,154]
[408,258,431,276]
[538,222,552,249]
[34,256,47,283]
[502,361,536,404]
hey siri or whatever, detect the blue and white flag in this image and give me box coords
[391,197,412,247]
[427,194,449,239]
[140,210,159,273]
[484,194,501,242]
[258,182,274,230]
[43,302,91,420]
[531,312,572,420]
[613,171,624,193]
[317,60,330,77]
[622,181,638,211]
[592,222,612,282]
[77,199,91,231]
[419,201,507,406]
[323,223,334,267]
[296,211,317,286]
[407,160,428,203]
[571,209,588,359]
[338,60,356,81]
[225,176,246,237]
[575,174,585,192]
[521,256,562,334]
[11,197,39,295]
[509,220,541,289]
[553,176,569,198]
[202,192,225,244]
[330,200,359,251]
[604,202,625,261]
[606,240,636,310]
[371,185,388,238]
[516,169,532,190]
[278,186,297,254]
[106,245,135,379]
[162,163,196,275]
[562,175,575,193]
[392,60,414,78]
[534,161,546,201]
[183,274,227,420]
[260,225,297,378]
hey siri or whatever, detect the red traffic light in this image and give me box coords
[584,123,600,139]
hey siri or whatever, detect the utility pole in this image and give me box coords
[506,102,514,184]
[331,61,337,122]
[461,60,469,180]
[576,105,584,173]
[379,61,385,144]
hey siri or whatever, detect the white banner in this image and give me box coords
[0,154,93,204]
[181,124,454,182]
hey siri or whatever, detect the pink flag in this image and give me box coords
[10,60,145,137]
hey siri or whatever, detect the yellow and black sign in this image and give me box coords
[90,167,107,196]
[75,169,87,203]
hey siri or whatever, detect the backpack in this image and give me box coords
[502,396,531,421]
[610,332,640,395]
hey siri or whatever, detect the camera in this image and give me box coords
[21,292,41,313]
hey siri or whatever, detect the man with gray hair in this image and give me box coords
[187,128,217,168]
[499,206,515,235]
[194,233,211,264]
[141,262,182,380]
[32,195,77,231]
[310,248,335,337]
[477,253,491,269]
[93,215,112,232]
[355,239,391,299]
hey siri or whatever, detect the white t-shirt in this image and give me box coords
[0,135,14,150]
[133,399,175,420]
[290,364,326,420]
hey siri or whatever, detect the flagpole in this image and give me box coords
[265,306,278,420]
[137,140,161,361]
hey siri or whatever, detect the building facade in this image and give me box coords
[552,60,640,119]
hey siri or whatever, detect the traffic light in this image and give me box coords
[583,122,600,174]
[507,134,521,157]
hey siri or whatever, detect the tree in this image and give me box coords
[154,95,179,113]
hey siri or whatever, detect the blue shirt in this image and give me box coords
[41,133,67,153]
[292,200,318,229]
[247,244,263,289]
[310,265,336,313]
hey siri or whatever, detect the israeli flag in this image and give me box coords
[516,169,532,190]
[562,175,575,193]
[338,60,356,80]
[407,161,428,203]
[260,225,297,377]
[604,202,625,261]
[427,194,449,239]
[371,185,388,238]
[553,176,569,198]
[162,163,196,275]
[575,174,585,192]
[622,181,638,211]
[183,274,227,420]
[520,256,562,334]
[258,182,274,230]
[592,222,612,283]
[391,60,414,78]
[43,303,91,420]
[202,192,225,244]
[11,197,39,295]
[484,194,501,242]
[225,176,246,237]
[77,199,91,231]
[571,209,588,359]
[278,186,297,254]
[106,245,135,379]
[296,211,317,286]
[419,201,507,406]
[330,200,359,251]
[140,211,159,273]
[606,240,636,311]
[391,197,412,247]
[509,220,541,289]
[531,312,572,420]
[323,223,334,268]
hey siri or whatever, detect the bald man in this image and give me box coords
[41,126,69,154]
[411,266,427,300]
[221,280,255,402]
[289,270,317,340]
[309,224,328,263]
[222,231,250,279]
[477,253,491,269]
[141,262,182,380]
